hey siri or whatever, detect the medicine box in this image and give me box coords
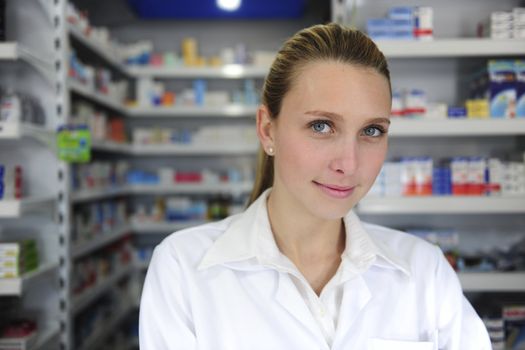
[516,60,525,117]
[503,305,525,349]
[488,60,516,118]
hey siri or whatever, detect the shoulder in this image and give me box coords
[364,221,440,255]
[363,221,446,276]
[153,214,240,266]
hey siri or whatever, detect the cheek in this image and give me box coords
[359,142,388,175]
[275,133,321,179]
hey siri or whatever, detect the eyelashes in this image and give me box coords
[363,124,387,137]
[309,120,334,134]
[308,119,388,137]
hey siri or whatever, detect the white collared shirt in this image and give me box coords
[140,189,491,350]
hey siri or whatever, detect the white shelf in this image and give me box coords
[0,42,54,82]
[68,79,128,114]
[0,262,59,296]
[92,141,259,155]
[459,272,525,292]
[71,182,252,202]
[77,304,132,350]
[68,24,129,76]
[31,324,60,350]
[131,220,208,234]
[129,181,253,195]
[72,225,131,259]
[377,38,525,58]
[127,64,269,78]
[0,197,56,218]
[357,196,525,214]
[127,104,257,117]
[71,186,128,203]
[72,265,133,315]
[0,123,56,149]
[131,143,259,155]
[389,118,525,137]
[91,140,130,153]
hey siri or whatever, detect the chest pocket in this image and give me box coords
[368,338,435,350]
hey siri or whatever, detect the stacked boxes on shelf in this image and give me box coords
[0,240,38,278]
[0,165,22,200]
[71,101,127,144]
[370,155,525,197]
[0,319,38,350]
[72,200,128,248]
[392,58,525,119]
[366,6,433,41]
[484,305,525,350]
[467,59,525,118]
[134,78,259,108]
[484,8,525,39]
[132,125,257,147]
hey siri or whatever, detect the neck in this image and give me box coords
[266,187,345,264]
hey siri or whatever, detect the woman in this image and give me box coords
[140,23,491,349]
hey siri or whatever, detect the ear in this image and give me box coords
[256,105,275,154]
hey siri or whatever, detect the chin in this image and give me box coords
[307,199,356,221]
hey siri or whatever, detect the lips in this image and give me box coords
[313,181,355,199]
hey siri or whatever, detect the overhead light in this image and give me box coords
[217,0,241,12]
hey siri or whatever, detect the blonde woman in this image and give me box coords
[140,23,491,349]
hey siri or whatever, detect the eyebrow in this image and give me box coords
[304,110,391,125]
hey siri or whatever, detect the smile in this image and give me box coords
[313,181,355,199]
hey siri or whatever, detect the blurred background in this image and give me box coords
[0,0,524,349]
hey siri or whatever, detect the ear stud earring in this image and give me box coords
[267,147,274,155]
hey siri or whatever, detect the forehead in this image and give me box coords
[281,61,391,120]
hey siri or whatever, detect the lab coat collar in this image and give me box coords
[198,188,411,277]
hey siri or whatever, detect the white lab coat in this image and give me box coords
[139,189,491,350]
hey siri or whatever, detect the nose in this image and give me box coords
[328,138,359,175]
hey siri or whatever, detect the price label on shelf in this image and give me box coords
[56,125,91,163]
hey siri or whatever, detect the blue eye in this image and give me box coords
[311,121,333,134]
[363,126,385,137]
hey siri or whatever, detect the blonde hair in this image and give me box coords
[248,23,391,205]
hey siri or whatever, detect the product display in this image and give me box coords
[467,59,525,118]
[366,6,433,41]
[477,8,525,39]
[503,306,525,349]
[0,319,38,350]
[71,161,129,193]
[132,194,245,226]
[133,78,259,108]
[72,200,128,247]
[71,238,132,298]
[132,125,257,147]
[125,36,275,68]
[483,306,525,350]
[0,165,22,200]
[67,3,142,64]
[74,282,131,349]
[406,227,525,273]
[71,101,127,144]
[0,240,38,278]
[370,155,525,197]
[0,89,46,127]
[127,166,253,187]
[69,50,128,104]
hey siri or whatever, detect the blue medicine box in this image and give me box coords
[389,6,414,20]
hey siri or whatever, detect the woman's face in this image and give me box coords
[260,61,391,221]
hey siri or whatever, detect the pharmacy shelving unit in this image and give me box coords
[333,0,525,316]
[0,0,63,349]
[61,10,264,349]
